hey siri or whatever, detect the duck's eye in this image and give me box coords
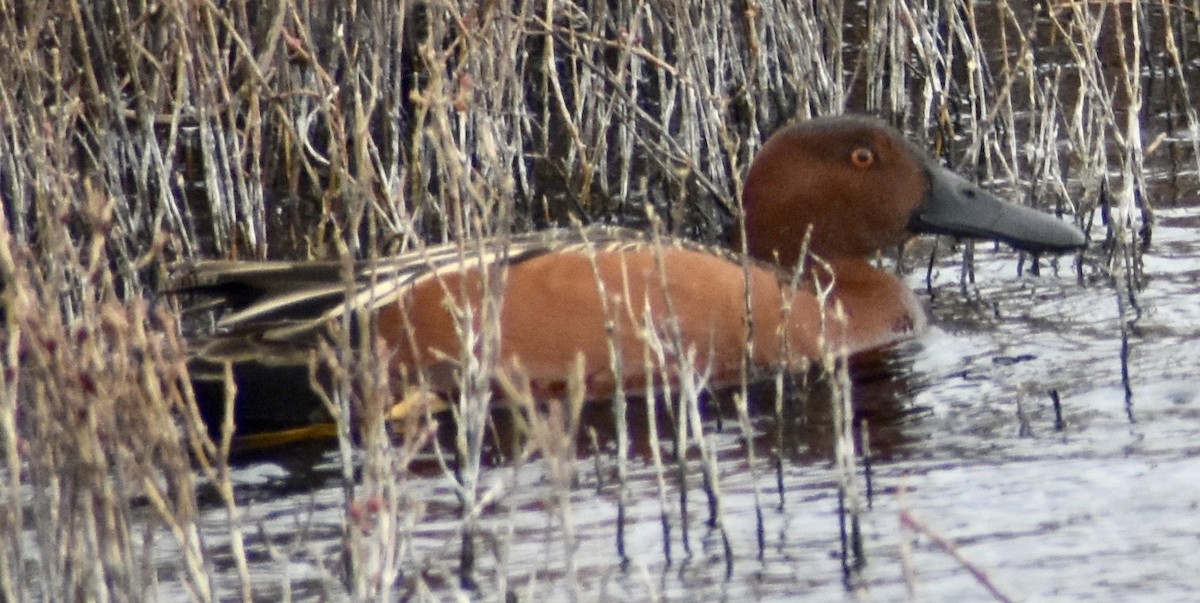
[850,147,875,169]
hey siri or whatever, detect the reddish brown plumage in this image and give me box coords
[176,114,1083,431]
[377,247,823,398]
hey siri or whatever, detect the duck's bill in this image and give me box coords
[908,165,1087,254]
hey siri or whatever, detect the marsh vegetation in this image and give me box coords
[2,1,1197,600]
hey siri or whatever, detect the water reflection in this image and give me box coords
[471,350,924,466]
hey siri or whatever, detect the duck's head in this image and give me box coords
[739,115,1086,268]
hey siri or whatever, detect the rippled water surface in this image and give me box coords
[165,201,1200,602]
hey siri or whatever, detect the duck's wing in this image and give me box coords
[167,226,660,358]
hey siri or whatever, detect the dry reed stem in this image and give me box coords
[898,508,1020,603]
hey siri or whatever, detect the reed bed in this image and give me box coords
[1,0,1192,600]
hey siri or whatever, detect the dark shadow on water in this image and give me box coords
[194,345,926,510]
[419,346,924,470]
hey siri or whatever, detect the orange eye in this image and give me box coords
[850,147,875,169]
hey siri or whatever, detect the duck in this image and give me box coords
[173,114,1086,438]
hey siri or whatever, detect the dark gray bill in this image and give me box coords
[908,165,1086,254]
